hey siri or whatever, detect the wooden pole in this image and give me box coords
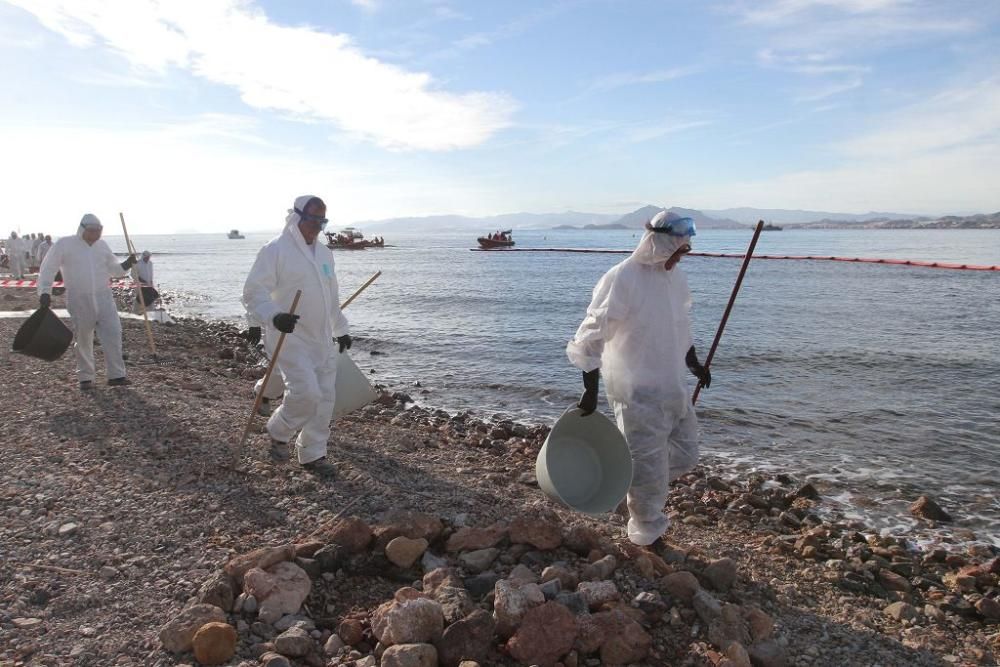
[692,220,765,405]
[118,212,157,359]
[340,270,381,310]
[238,290,302,453]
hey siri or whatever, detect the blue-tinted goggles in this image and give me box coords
[295,208,328,229]
[645,217,696,237]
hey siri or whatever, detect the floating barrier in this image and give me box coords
[471,248,1000,271]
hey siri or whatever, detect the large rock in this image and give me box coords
[693,589,723,626]
[259,652,292,667]
[372,595,445,645]
[704,558,738,592]
[381,643,438,667]
[274,625,313,657]
[563,525,603,555]
[159,603,227,653]
[386,537,429,569]
[744,607,774,641]
[580,555,617,582]
[224,544,295,583]
[374,510,444,549]
[446,524,507,552]
[975,597,1000,620]
[243,561,312,624]
[884,601,918,622]
[509,516,562,551]
[493,580,545,636]
[878,569,912,593]
[541,564,579,591]
[313,516,373,552]
[191,622,237,665]
[433,586,476,625]
[909,495,952,522]
[436,609,495,667]
[708,603,750,651]
[749,640,787,667]
[600,614,652,665]
[663,571,701,603]
[507,602,578,666]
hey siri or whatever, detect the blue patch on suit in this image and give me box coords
[322,263,332,277]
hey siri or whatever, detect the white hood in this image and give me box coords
[630,210,693,266]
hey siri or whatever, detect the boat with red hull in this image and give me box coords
[477,230,514,249]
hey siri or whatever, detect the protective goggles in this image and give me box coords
[645,217,696,237]
[294,208,328,229]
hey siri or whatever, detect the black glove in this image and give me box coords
[578,368,600,416]
[336,334,352,353]
[120,254,138,270]
[272,313,299,334]
[39,293,51,309]
[245,326,262,345]
[686,345,711,389]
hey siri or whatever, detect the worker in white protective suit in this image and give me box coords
[567,210,712,547]
[242,195,351,476]
[7,232,26,278]
[37,214,137,390]
[36,235,53,265]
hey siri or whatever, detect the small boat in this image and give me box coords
[762,223,783,231]
[325,231,387,250]
[477,230,514,249]
[227,229,245,239]
[340,227,364,240]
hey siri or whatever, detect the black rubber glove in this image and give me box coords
[336,334,352,353]
[578,368,600,416]
[245,326,262,345]
[39,293,51,309]
[120,254,138,270]
[272,313,299,334]
[686,345,711,389]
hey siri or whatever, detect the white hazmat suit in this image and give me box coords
[7,233,25,278]
[567,210,700,545]
[37,215,129,383]
[242,196,349,464]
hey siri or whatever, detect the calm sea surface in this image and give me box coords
[111,228,1000,546]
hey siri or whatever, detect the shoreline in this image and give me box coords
[1,311,998,665]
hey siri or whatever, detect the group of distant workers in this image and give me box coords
[487,230,510,241]
[2,232,53,278]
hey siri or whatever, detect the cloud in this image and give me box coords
[691,76,1000,213]
[585,66,701,94]
[7,0,515,151]
[349,0,379,12]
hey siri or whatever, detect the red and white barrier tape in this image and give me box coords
[0,279,137,288]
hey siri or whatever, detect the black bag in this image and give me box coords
[13,308,73,362]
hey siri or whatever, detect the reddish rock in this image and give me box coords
[339,618,365,646]
[243,561,312,624]
[493,580,545,636]
[563,525,603,555]
[744,607,774,642]
[507,602,578,666]
[509,516,563,551]
[541,565,579,591]
[877,569,911,593]
[386,537,429,569]
[423,568,463,593]
[374,511,445,549]
[909,495,952,522]
[580,555,617,582]
[976,597,1000,620]
[293,540,326,558]
[599,614,652,665]
[314,516,373,553]
[749,640,787,667]
[191,622,237,665]
[663,571,701,603]
[224,544,295,583]
[446,524,507,552]
[436,609,496,667]
[884,601,918,622]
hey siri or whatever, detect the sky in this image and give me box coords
[1,0,999,234]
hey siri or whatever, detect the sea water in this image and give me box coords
[114,227,1000,545]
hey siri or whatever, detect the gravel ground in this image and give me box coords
[0,314,997,667]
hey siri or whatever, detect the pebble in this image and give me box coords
[274,626,314,657]
[577,580,619,610]
[191,622,238,665]
[58,522,79,536]
[704,557,738,592]
[324,633,346,655]
[884,601,918,622]
[459,548,500,573]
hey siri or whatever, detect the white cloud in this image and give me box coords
[691,77,1000,213]
[7,0,515,151]
[585,66,701,94]
[349,0,379,12]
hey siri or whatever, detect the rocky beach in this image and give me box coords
[1,304,998,667]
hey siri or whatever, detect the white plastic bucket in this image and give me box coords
[334,351,378,418]
[535,406,633,515]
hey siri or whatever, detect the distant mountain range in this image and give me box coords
[355,206,999,232]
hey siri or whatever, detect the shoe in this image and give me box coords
[301,457,336,477]
[79,380,95,391]
[268,438,290,463]
[107,377,131,387]
[257,397,272,417]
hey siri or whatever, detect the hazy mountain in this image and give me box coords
[791,211,1000,229]
[359,210,617,232]
[701,207,921,225]
[607,205,747,230]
